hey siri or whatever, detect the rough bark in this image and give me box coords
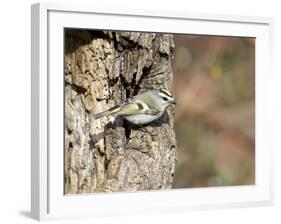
[64,29,177,194]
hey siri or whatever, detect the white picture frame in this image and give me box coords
[31,2,274,221]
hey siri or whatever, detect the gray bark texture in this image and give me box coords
[64,29,177,194]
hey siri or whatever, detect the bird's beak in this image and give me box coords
[171,100,176,105]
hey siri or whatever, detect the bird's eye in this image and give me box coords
[162,97,169,101]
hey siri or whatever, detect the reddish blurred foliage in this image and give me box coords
[173,35,255,188]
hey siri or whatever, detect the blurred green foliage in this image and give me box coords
[173,35,255,188]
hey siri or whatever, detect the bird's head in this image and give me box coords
[156,88,176,109]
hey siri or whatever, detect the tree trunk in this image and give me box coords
[64,29,177,194]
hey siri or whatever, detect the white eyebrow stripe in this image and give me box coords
[159,92,173,99]
[160,89,173,97]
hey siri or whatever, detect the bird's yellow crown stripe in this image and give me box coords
[159,88,172,97]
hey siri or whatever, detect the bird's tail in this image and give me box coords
[94,105,121,120]
[94,111,110,120]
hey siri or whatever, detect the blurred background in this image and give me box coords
[173,34,255,188]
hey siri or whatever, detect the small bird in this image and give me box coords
[95,89,176,125]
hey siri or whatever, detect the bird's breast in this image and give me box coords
[124,113,162,125]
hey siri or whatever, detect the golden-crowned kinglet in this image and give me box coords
[95,89,176,125]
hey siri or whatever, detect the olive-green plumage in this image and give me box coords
[95,89,175,125]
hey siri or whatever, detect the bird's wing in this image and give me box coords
[118,102,145,115]
[119,102,160,116]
